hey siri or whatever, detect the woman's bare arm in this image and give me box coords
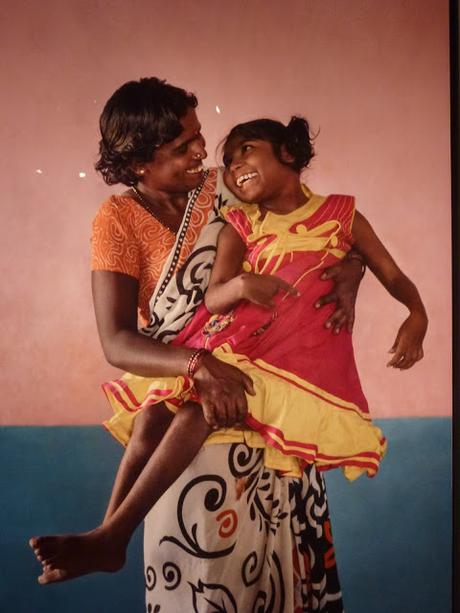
[351,210,428,369]
[92,270,192,377]
[92,269,254,427]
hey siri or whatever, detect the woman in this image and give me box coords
[36,77,365,610]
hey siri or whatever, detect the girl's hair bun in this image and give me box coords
[285,116,315,171]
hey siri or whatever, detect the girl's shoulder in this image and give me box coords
[308,192,355,222]
[220,201,258,221]
[219,202,258,242]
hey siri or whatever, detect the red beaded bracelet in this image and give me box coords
[187,348,209,378]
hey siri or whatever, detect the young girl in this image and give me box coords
[30,116,427,584]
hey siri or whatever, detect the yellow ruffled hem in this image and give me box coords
[102,344,386,481]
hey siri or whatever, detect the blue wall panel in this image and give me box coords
[0,419,451,612]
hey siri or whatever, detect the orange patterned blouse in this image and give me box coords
[91,195,176,323]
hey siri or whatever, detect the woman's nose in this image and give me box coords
[192,137,207,160]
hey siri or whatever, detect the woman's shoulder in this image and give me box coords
[94,192,138,218]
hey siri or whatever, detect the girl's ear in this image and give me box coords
[280,145,295,164]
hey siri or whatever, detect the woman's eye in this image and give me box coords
[176,144,188,154]
[242,144,253,153]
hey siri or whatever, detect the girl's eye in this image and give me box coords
[242,144,253,153]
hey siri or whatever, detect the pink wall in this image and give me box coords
[1,0,450,424]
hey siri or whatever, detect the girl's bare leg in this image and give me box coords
[29,402,211,584]
[103,403,174,522]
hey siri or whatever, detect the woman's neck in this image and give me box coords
[136,183,189,214]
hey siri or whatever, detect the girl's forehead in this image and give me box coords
[223,134,261,156]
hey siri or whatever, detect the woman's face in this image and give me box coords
[140,107,207,193]
[223,137,292,203]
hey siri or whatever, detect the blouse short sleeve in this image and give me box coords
[219,204,255,245]
[91,198,140,279]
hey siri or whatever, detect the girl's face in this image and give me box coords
[223,137,294,203]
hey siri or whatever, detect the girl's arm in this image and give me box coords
[351,210,428,369]
[205,224,297,314]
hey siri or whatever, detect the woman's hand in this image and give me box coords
[193,353,256,429]
[239,272,299,309]
[315,256,364,334]
[387,311,427,370]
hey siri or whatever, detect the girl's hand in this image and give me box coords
[315,256,364,334]
[239,272,299,309]
[193,353,256,429]
[387,311,428,370]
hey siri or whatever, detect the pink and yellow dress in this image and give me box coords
[103,187,386,481]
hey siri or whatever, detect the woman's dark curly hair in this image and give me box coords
[95,77,198,186]
[222,116,315,172]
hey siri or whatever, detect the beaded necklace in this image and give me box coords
[131,186,177,234]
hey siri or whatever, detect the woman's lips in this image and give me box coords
[186,165,205,175]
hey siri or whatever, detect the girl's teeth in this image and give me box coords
[236,172,258,187]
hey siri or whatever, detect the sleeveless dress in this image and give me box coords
[103,187,386,482]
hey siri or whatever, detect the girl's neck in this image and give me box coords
[259,181,307,215]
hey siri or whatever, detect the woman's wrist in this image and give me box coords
[346,251,366,278]
[186,348,209,378]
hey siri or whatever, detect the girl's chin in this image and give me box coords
[237,187,263,203]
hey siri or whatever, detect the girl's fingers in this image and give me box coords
[387,348,405,367]
[276,278,299,296]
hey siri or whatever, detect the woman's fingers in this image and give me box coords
[320,264,340,280]
[324,308,347,333]
[314,292,337,309]
[240,372,256,396]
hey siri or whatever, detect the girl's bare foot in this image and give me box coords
[29,527,126,584]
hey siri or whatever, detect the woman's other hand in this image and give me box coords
[315,254,364,334]
[386,311,427,370]
[193,353,256,429]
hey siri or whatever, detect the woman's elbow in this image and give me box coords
[99,333,128,369]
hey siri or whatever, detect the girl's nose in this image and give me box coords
[230,157,242,172]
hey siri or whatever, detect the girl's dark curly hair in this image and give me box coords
[95,77,198,186]
[222,116,315,172]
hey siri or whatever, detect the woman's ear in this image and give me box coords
[280,145,295,164]
[131,163,146,180]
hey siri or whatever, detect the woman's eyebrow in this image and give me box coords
[173,127,203,152]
